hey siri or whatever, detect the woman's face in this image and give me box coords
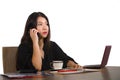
[36,16,49,38]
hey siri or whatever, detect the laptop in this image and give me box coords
[83,45,111,69]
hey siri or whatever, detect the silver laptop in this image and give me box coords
[83,45,111,69]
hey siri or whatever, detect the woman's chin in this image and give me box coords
[42,36,47,38]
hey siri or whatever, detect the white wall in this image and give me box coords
[0,0,120,74]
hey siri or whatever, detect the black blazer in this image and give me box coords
[16,41,76,72]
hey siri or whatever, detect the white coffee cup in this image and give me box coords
[51,61,63,70]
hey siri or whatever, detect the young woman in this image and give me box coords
[16,12,81,72]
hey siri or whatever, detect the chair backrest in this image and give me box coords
[2,47,18,73]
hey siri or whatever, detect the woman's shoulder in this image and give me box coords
[50,41,55,44]
[49,41,61,49]
[50,41,58,46]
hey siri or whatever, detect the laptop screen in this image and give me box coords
[101,45,111,68]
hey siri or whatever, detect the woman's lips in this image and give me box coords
[42,32,47,35]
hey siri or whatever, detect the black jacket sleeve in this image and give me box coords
[16,43,36,72]
[51,42,77,68]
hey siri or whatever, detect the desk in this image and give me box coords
[0,66,120,80]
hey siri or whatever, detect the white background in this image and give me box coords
[0,0,120,74]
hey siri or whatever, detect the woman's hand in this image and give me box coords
[67,60,83,69]
[72,63,82,69]
[30,28,39,43]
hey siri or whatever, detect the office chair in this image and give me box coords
[2,47,18,73]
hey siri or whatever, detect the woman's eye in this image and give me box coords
[37,24,42,26]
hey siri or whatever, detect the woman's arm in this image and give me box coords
[30,29,43,71]
[32,42,43,71]
[52,41,82,68]
[17,42,43,71]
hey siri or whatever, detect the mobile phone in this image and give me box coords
[37,32,42,40]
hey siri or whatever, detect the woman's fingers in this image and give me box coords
[30,28,38,33]
[74,64,83,69]
[30,29,39,42]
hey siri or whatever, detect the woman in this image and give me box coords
[16,12,81,72]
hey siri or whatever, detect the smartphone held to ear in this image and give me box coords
[37,32,42,40]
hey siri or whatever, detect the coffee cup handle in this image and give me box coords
[50,62,53,69]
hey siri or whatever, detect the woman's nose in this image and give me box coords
[43,25,48,29]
